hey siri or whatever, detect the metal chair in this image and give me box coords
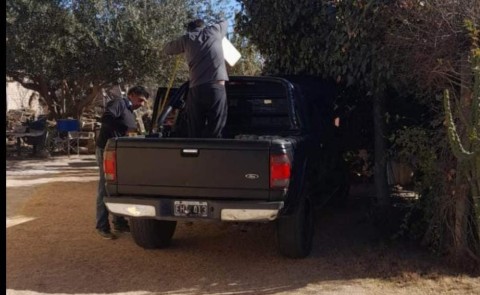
[68,130,95,155]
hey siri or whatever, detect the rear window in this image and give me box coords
[224,80,292,136]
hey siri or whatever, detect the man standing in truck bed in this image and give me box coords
[163,18,229,138]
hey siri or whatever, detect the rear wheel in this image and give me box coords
[276,194,314,258]
[130,218,177,249]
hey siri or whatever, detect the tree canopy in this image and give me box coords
[6,0,192,119]
[235,0,480,268]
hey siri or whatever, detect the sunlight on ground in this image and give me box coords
[6,215,37,228]
[6,176,99,188]
[6,155,98,188]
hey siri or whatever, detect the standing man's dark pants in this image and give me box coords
[95,147,127,231]
[186,82,227,138]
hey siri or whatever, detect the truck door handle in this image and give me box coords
[181,149,199,157]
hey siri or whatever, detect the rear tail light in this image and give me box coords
[103,150,116,182]
[270,154,291,189]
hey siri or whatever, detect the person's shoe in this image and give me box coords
[97,228,117,240]
[113,224,130,233]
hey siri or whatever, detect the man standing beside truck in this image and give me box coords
[95,86,150,239]
[163,18,229,138]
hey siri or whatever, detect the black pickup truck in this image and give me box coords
[103,75,348,258]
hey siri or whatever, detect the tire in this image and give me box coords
[276,195,314,258]
[130,218,177,249]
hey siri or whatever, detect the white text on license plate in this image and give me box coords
[174,201,208,217]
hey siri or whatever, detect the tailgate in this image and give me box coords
[115,138,271,199]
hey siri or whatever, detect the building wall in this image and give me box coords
[6,81,44,117]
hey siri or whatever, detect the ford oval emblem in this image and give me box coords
[245,174,260,180]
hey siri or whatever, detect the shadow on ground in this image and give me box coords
[68,160,98,168]
[7,180,477,295]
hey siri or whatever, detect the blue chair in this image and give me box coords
[54,119,80,156]
[57,119,80,134]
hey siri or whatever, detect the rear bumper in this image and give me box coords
[104,196,284,222]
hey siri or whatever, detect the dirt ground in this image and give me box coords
[6,155,480,295]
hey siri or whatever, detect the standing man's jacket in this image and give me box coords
[96,98,137,149]
[163,19,229,88]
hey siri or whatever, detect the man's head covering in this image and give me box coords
[187,19,205,32]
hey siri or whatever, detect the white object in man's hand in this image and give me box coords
[222,37,241,66]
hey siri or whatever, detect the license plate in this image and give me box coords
[173,201,208,217]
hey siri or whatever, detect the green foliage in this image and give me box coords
[227,33,263,76]
[6,0,193,119]
[236,0,392,92]
[386,91,452,247]
[191,0,234,25]
[442,18,480,238]
[235,0,480,268]
[389,123,444,245]
[6,0,246,119]
[236,0,330,75]
[390,125,452,252]
[391,127,441,191]
[236,0,399,206]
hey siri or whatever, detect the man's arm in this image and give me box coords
[211,18,228,37]
[163,36,185,55]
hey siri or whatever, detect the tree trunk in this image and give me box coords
[371,91,391,233]
[74,84,102,119]
[373,92,390,209]
[453,183,469,258]
[451,179,480,270]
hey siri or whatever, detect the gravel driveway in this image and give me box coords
[6,155,480,295]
